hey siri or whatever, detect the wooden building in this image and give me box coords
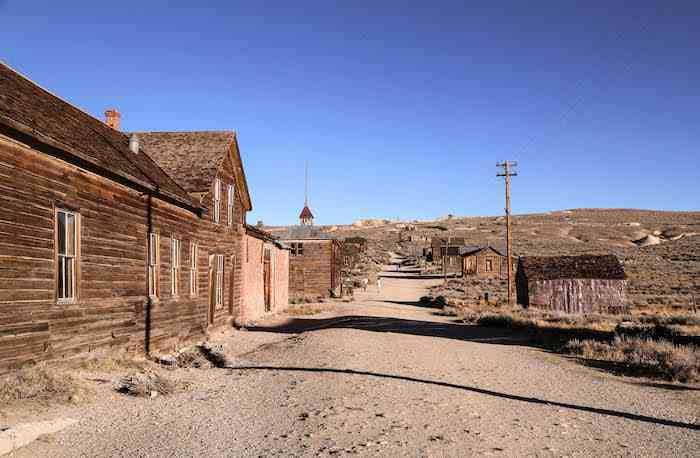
[242,225,290,323]
[280,225,342,300]
[0,61,282,371]
[430,236,466,265]
[342,236,367,268]
[460,245,507,278]
[516,255,627,314]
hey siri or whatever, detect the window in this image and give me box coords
[215,254,224,307]
[148,233,160,297]
[291,242,304,256]
[227,184,234,227]
[485,258,493,272]
[171,238,181,296]
[190,242,198,296]
[56,209,78,302]
[213,179,221,223]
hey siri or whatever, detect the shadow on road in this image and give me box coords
[247,315,527,345]
[227,365,700,431]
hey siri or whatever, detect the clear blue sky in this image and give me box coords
[2,1,698,225]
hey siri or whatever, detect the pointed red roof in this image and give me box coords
[299,205,314,220]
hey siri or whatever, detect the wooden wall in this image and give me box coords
[288,239,341,299]
[521,278,627,314]
[0,135,247,371]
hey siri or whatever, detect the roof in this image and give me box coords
[459,245,506,257]
[0,61,197,211]
[245,224,287,249]
[277,225,335,240]
[518,255,626,281]
[134,131,252,211]
[299,205,314,220]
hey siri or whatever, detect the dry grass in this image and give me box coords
[566,336,700,383]
[286,304,324,316]
[0,365,90,405]
[74,351,150,373]
[161,344,228,369]
[114,372,177,397]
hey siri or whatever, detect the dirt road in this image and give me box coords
[10,275,699,457]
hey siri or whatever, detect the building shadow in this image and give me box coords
[226,365,699,431]
[247,314,531,346]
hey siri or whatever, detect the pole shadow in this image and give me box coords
[227,365,699,431]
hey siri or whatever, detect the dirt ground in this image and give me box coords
[4,275,699,457]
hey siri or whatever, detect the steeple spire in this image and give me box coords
[300,161,314,226]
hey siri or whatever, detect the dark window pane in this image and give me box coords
[57,212,66,255]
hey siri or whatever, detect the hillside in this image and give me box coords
[271,209,700,309]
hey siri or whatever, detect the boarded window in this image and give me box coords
[171,238,181,296]
[56,209,78,302]
[215,254,224,307]
[291,243,304,256]
[227,184,234,227]
[148,233,160,297]
[190,242,198,296]
[213,179,221,223]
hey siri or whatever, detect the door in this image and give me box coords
[207,254,215,325]
[263,249,272,311]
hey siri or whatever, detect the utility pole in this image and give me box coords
[442,238,448,284]
[497,161,518,307]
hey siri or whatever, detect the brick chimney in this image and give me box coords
[104,109,121,130]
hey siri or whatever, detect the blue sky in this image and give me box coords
[2,1,698,224]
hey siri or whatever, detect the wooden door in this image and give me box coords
[263,249,272,311]
[207,255,215,325]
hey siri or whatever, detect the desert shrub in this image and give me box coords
[566,336,699,383]
[432,296,447,309]
[162,344,227,369]
[477,313,515,328]
[419,296,432,305]
[286,305,323,316]
[0,366,86,404]
[115,372,176,397]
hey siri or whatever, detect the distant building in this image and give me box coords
[430,237,466,272]
[516,255,627,314]
[460,245,507,278]
[342,236,367,269]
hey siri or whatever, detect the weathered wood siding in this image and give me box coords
[288,239,341,299]
[525,278,627,314]
[241,234,289,323]
[462,248,507,278]
[0,135,247,371]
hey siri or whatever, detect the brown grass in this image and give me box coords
[286,304,324,316]
[114,372,177,397]
[0,365,90,404]
[566,336,700,383]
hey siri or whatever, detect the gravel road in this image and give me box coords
[9,275,699,457]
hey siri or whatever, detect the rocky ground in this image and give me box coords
[3,274,698,457]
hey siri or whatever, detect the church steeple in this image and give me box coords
[300,161,314,226]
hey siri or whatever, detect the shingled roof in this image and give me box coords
[518,255,626,281]
[0,61,197,211]
[134,131,252,211]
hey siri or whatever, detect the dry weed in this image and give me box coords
[0,366,89,404]
[114,372,176,398]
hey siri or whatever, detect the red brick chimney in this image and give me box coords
[104,109,121,130]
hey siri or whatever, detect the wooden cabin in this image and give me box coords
[342,236,367,268]
[516,255,627,314]
[460,245,507,278]
[429,236,466,266]
[279,226,343,300]
[0,61,281,371]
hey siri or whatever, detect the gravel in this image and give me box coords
[7,277,699,457]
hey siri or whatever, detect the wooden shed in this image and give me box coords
[460,245,507,278]
[516,255,627,314]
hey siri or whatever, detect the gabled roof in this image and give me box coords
[518,255,626,281]
[0,61,197,211]
[134,131,252,211]
[459,245,506,257]
[299,205,314,220]
[277,225,334,240]
[433,237,467,246]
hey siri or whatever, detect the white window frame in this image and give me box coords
[190,242,198,297]
[56,208,78,303]
[215,254,224,307]
[485,258,493,272]
[148,232,160,297]
[213,179,221,223]
[171,238,181,297]
[227,184,234,227]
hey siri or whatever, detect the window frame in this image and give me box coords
[56,208,79,303]
[291,242,304,257]
[148,232,160,298]
[215,254,224,307]
[171,237,181,297]
[227,183,234,227]
[213,178,221,223]
[189,241,198,297]
[485,257,493,272]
